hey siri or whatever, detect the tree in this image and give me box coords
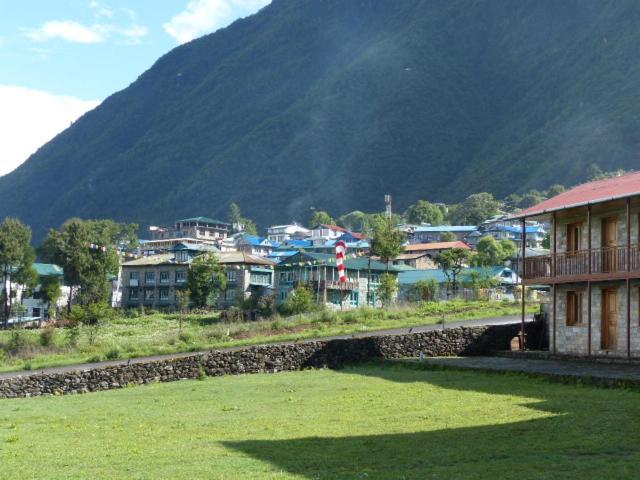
[280,285,315,315]
[370,218,405,269]
[227,203,258,234]
[186,253,227,308]
[309,210,334,228]
[449,193,501,225]
[337,211,370,232]
[473,236,516,267]
[40,219,135,310]
[41,276,62,323]
[435,248,472,295]
[545,184,566,198]
[0,218,35,328]
[404,200,445,225]
[467,269,499,300]
[69,301,113,346]
[378,273,398,306]
[175,288,190,333]
[439,231,457,242]
[518,190,545,209]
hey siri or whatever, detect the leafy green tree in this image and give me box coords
[467,270,499,300]
[371,218,405,270]
[309,210,335,228]
[439,231,457,242]
[41,276,62,322]
[0,218,35,327]
[449,193,501,225]
[473,236,516,266]
[69,301,114,346]
[187,254,227,308]
[337,211,370,232]
[280,285,315,315]
[40,219,133,310]
[378,273,398,306]
[545,184,566,198]
[404,200,445,225]
[435,248,472,295]
[175,288,190,333]
[503,194,522,212]
[518,190,545,209]
[228,203,258,234]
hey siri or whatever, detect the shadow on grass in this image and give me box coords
[224,363,640,479]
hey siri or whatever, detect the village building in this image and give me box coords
[392,253,437,269]
[516,171,640,357]
[410,225,479,245]
[266,223,311,243]
[398,266,520,302]
[275,251,408,309]
[480,215,547,248]
[309,224,353,246]
[403,241,471,257]
[148,217,230,245]
[121,242,275,310]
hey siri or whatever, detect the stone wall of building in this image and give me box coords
[0,322,536,399]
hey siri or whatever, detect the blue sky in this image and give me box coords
[0,0,270,175]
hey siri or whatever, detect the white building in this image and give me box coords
[266,223,311,243]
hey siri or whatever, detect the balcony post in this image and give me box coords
[552,212,557,277]
[627,198,631,273]
[587,205,592,274]
[521,218,526,350]
[587,281,592,356]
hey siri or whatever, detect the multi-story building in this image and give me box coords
[149,217,230,245]
[517,172,640,358]
[275,252,407,309]
[266,223,311,243]
[121,243,275,310]
[480,215,547,248]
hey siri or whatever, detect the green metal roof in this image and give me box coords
[33,263,63,277]
[398,266,512,285]
[277,252,408,273]
[178,216,230,225]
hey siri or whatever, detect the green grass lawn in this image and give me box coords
[0,363,638,479]
[0,300,534,373]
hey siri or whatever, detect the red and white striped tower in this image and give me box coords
[335,240,347,283]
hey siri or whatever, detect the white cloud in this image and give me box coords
[0,85,100,176]
[24,13,149,45]
[25,20,105,44]
[163,0,270,44]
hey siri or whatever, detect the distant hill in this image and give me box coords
[2,0,639,241]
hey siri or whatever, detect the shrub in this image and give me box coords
[279,286,315,316]
[39,327,56,347]
[318,310,338,323]
[86,355,103,363]
[178,331,192,343]
[197,366,207,381]
[105,348,120,360]
[8,330,27,354]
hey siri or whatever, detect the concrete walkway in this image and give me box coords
[0,314,524,380]
[422,356,640,387]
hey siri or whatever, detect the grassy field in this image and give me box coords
[0,300,533,373]
[0,363,638,479]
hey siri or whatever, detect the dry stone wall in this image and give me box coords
[0,322,535,399]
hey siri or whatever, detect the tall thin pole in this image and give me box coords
[627,198,631,357]
[521,218,526,350]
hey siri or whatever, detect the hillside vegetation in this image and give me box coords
[1,0,639,239]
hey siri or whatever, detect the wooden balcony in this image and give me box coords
[524,245,640,284]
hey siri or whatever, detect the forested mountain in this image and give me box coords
[1,0,639,240]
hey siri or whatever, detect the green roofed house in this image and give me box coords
[398,266,520,302]
[275,252,410,309]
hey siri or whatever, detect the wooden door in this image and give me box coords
[602,218,618,272]
[601,288,618,350]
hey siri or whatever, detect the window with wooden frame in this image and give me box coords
[566,223,581,254]
[566,291,583,326]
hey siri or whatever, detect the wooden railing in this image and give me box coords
[524,244,640,280]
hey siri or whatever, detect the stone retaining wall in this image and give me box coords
[0,322,534,399]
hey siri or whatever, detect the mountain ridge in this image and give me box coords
[1,0,639,240]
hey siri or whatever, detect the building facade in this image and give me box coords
[275,252,406,309]
[519,172,640,357]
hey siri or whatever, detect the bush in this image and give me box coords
[39,327,56,347]
[279,286,316,316]
[178,331,192,343]
[318,310,337,323]
[105,348,120,360]
[8,330,27,354]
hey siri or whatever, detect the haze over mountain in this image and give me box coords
[1,0,639,240]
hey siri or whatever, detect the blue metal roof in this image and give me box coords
[399,266,511,285]
[413,226,479,233]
